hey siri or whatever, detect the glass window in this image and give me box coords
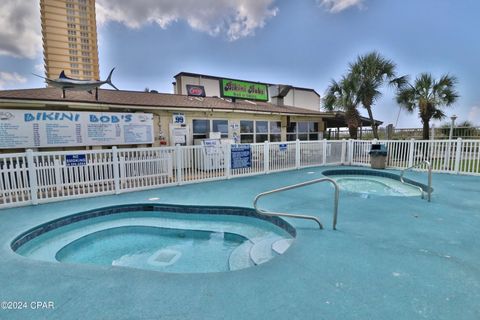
[240,135,254,143]
[298,122,309,133]
[270,121,281,134]
[270,134,282,142]
[240,120,254,133]
[212,120,228,138]
[256,134,268,143]
[193,119,210,139]
[287,122,296,133]
[256,121,268,133]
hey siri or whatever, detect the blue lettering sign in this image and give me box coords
[231,145,251,169]
[65,154,87,166]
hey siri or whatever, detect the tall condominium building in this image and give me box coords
[40,0,100,80]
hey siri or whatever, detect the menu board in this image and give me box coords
[0,109,154,149]
[231,144,252,169]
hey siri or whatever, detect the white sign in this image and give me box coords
[0,109,154,149]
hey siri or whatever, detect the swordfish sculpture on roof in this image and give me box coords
[33,67,119,100]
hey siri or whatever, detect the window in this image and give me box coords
[270,121,282,142]
[81,38,89,44]
[69,49,78,55]
[82,57,91,63]
[68,43,77,49]
[70,63,79,68]
[67,23,76,29]
[66,3,75,8]
[83,64,91,69]
[71,69,80,75]
[240,120,282,143]
[66,9,75,16]
[212,120,228,138]
[69,56,78,62]
[68,36,77,42]
[80,31,89,37]
[193,119,229,140]
[81,45,90,50]
[83,70,92,76]
[240,120,254,143]
[287,121,319,141]
[67,16,76,22]
[68,30,76,35]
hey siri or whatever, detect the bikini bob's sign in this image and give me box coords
[0,109,154,149]
[220,79,269,102]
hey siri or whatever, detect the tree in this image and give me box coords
[349,51,403,139]
[396,73,459,140]
[323,74,362,139]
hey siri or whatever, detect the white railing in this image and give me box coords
[1,138,479,208]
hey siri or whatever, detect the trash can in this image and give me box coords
[369,144,387,169]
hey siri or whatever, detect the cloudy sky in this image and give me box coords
[0,0,479,128]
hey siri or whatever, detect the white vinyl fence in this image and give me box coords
[1,139,479,209]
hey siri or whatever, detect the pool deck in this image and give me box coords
[1,166,480,320]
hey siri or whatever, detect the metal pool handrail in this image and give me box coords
[400,160,432,202]
[253,178,340,230]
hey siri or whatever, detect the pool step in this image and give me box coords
[249,237,281,265]
[271,238,294,255]
[228,240,255,271]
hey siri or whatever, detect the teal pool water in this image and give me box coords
[56,226,246,273]
[15,209,293,273]
[330,174,423,196]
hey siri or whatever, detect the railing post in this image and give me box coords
[175,145,183,185]
[54,159,62,195]
[295,139,301,169]
[224,143,231,179]
[341,139,346,164]
[26,149,38,205]
[264,141,270,174]
[348,139,354,165]
[408,139,415,167]
[322,139,327,165]
[112,146,121,194]
[454,138,463,174]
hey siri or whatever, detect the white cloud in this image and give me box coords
[317,0,364,13]
[96,0,278,41]
[0,0,42,59]
[468,106,480,124]
[0,72,27,89]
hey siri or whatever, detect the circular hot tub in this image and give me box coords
[322,169,431,197]
[12,204,295,273]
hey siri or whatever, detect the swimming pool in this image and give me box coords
[13,205,294,273]
[1,166,479,320]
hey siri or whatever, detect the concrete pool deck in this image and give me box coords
[1,166,479,320]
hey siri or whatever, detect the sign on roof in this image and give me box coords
[186,85,206,97]
[220,79,269,102]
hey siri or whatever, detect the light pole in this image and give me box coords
[449,115,457,140]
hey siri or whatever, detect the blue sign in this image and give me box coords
[279,143,287,151]
[66,154,87,166]
[231,145,251,169]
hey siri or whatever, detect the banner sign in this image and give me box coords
[220,79,269,101]
[231,144,252,169]
[65,154,87,166]
[186,85,206,97]
[279,143,287,151]
[0,109,154,149]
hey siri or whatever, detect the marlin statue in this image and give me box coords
[33,68,119,100]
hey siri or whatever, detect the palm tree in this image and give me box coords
[396,73,459,140]
[323,74,362,139]
[349,52,403,139]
